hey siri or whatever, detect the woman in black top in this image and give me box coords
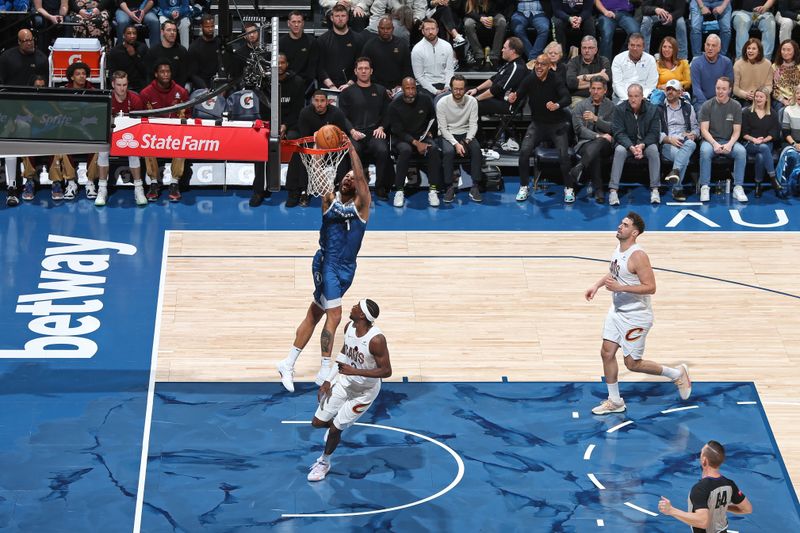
[741,86,782,197]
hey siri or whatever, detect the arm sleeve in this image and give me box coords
[387,103,414,144]
[729,480,746,505]
[566,58,580,91]
[555,78,571,109]
[596,102,614,133]
[643,109,661,145]
[689,483,710,510]
[611,58,627,100]
[641,0,657,16]
[613,107,633,148]
[444,47,456,87]
[572,104,596,141]
[467,98,479,139]
[436,99,458,145]
[691,60,709,106]
[412,47,436,94]
[551,0,570,21]
[689,106,700,137]
[642,59,658,98]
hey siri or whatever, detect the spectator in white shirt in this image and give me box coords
[411,18,456,98]
[611,32,658,101]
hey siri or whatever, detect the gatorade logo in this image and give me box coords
[240,92,254,109]
[201,97,217,110]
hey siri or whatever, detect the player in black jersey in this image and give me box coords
[659,440,752,532]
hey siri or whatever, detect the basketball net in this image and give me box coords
[289,137,349,197]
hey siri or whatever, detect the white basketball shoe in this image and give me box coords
[307,457,331,482]
[276,360,295,392]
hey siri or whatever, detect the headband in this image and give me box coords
[359,299,376,322]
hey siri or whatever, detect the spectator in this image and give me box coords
[570,76,616,203]
[776,0,800,43]
[285,91,352,207]
[544,41,567,84]
[742,86,781,197]
[320,0,369,32]
[566,35,611,105]
[510,0,552,60]
[655,36,691,91]
[249,52,306,208]
[772,38,800,113]
[154,0,191,49]
[426,0,467,46]
[778,84,800,193]
[107,24,148,91]
[462,0,508,70]
[386,77,443,207]
[595,0,640,61]
[733,37,773,104]
[361,16,413,97]
[114,0,160,47]
[318,4,367,90]
[338,57,393,205]
[466,36,528,115]
[411,18,456,98]
[366,0,427,42]
[733,0,776,61]
[509,55,572,202]
[435,75,483,203]
[641,0,688,59]
[144,19,189,86]
[69,0,113,47]
[690,33,734,111]
[611,33,658,101]
[231,21,263,81]
[689,0,732,58]
[609,83,662,205]
[551,0,595,53]
[698,76,747,202]
[188,14,221,89]
[0,29,49,86]
[279,11,318,89]
[659,79,700,201]
[33,0,69,53]
[139,59,190,202]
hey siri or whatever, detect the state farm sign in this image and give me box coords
[111,117,270,161]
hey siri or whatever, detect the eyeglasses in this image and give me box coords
[19,38,34,43]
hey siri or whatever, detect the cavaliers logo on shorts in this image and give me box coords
[625,327,645,341]
[352,403,370,414]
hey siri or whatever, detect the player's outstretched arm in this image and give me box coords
[348,143,371,217]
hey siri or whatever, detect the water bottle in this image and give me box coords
[725,178,731,194]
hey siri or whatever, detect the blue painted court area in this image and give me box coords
[139,382,799,532]
[0,207,165,531]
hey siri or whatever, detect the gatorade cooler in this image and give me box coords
[49,37,106,88]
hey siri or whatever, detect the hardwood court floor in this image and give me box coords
[157,231,800,496]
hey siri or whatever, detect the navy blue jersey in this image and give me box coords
[318,193,366,266]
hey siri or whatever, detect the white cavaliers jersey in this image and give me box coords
[336,322,383,391]
[608,243,653,316]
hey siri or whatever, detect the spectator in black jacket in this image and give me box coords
[33,0,70,53]
[0,29,49,86]
[279,11,318,89]
[339,57,393,200]
[566,35,611,105]
[508,54,573,202]
[640,0,688,58]
[777,0,800,43]
[609,83,662,205]
[466,36,528,114]
[551,0,595,52]
[318,4,366,90]
[144,19,189,86]
[386,77,442,207]
[188,14,223,89]
[361,16,413,97]
[231,21,263,81]
[250,52,307,208]
[107,25,148,91]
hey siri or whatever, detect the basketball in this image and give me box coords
[315,125,343,149]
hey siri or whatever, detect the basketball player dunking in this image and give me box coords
[277,144,371,392]
[585,211,692,415]
[307,298,391,481]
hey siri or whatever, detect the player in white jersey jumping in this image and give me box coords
[307,298,392,482]
[585,211,692,415]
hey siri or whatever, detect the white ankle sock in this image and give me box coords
[607,382,622,403]
[320,357,331,369]
[661,366,681,380]
[321,453,331,462]
[285,346,302,366]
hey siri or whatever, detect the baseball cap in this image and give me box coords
[665,79,682,91]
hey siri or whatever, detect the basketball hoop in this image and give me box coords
[285,136,349,197]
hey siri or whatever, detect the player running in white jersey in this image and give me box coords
[307,298,392,482]
[585,211,691,415]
